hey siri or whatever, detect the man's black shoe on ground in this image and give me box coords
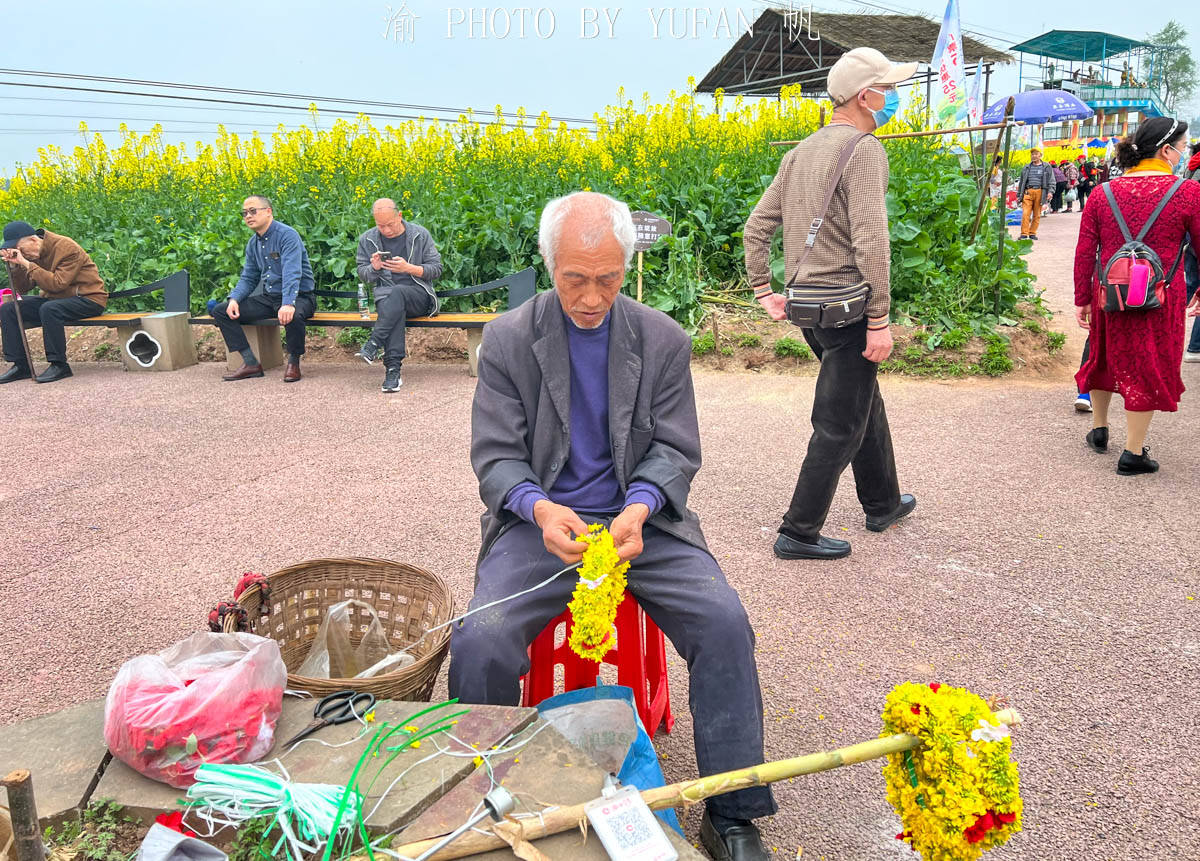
[0,363,31,383]
[700,810,770,861]
[34,362,72,383]
[865,493,917,532]
[773,533,851,560]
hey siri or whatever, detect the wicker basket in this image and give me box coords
[224,558,454,700]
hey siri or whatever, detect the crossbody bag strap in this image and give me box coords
[786,130,868,289]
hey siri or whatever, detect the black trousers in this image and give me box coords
[1051,181,1067,212]
[781,320,901,541]
[372,284,434,367]
[211,293,315,359]
[1,295,104,365]
[448,521,777,821]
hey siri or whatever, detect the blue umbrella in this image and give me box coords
[981,89,1094,125]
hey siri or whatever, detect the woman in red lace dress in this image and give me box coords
[1074,117,1200,475]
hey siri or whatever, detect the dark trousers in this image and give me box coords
[211,292,315,360]
[1078,182,1091,208]
[781,321,901,541]
[1051,181,1067,212]
[1186,245,1200,353]
[447,521,777,821]
[372,284,434,367]
[1,295,104,365]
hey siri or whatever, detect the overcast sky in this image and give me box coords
[2,1,1198,175]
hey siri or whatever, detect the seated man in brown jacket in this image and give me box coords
[0,221,108,383]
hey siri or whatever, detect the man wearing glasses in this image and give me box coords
[353,198,444,393]
[211,196,315,382]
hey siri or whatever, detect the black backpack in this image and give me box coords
[1096,177,1187,312]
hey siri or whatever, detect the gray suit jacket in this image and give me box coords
[471,291,708,564]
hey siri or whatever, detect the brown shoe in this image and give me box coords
[222,363,264,381]
[283,362,302,383]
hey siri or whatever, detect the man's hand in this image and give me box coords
[227,299,241,320]
[755,288,788,321]
[2,249,30,270]
[278,304,295,325]
[610,503,650,564]
[533,500,589,565]
[370,252,384,271]
[1075,303,1091,329]
[862,326,893,363]
[381,257,407,274]
[1187,294,1200,318]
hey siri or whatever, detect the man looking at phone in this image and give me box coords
[353,199,444,393]
[210,196,316,382]
[1,220,108,384]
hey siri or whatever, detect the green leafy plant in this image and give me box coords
[691,332,715,355]
[93,342,117,361]
[719,345,734,356]
[335,327,371,348]
[774,336,812,359]
[1047,331,1066,354]
[978,334,1014,376]
[45,798,134,861]
[941,328,970,350]
[736,333,762,348]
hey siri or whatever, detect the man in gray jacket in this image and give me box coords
[353,198,444,392]
[448,191,775,861]
[1016,148,1056,240]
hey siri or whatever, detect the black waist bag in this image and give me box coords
[786,281,870,328]
[783,130,872,330]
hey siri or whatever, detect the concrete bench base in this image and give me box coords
[119,312,198,373]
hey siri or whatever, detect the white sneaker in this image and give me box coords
[1184,351,1200,363]
[1074,393,1092,412]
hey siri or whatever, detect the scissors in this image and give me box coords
[280,690,376,748]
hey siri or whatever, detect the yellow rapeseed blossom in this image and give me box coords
[567,525,629,662]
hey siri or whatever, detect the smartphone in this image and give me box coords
[376,251,393,261]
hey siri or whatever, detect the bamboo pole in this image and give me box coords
[0,292,37,380]
[769,120,1024,147]
[995,98,1017,307]
[2,771,46,861]
[378,709,1021,861]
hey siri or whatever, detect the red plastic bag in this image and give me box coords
[104,632,287,788]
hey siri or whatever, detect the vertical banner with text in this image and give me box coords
[930,0,968,131]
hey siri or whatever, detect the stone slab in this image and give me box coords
[94,697,536,832]
[404,717,704,859]
[121,312,198,372]
[224,324,284,371]
[0,699,108,827]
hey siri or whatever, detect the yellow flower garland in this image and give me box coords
[568,525,630,662]
[881,682,1022,861]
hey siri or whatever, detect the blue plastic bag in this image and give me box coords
[537,684,682,835]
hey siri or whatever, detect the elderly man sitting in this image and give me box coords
[448,192,775,860]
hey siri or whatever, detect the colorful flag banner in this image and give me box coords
[966,59,983,126]
[930,0,968,129]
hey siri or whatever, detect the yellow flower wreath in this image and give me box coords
[567,525,630,661]
[881,682,1022,861]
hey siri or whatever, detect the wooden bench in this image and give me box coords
[75,270,197,371]
[190,267,536,376]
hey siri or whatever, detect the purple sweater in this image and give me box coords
[505,311,665,523]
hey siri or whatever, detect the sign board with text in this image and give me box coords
[631,211,672,251]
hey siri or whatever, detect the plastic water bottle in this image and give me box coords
[357,284,370,319]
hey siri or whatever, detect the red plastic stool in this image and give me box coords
[521,591,675,735]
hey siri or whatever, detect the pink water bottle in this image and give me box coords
[1127,260,1151,306]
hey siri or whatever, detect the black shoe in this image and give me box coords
[1117,447,1159,476]
[1085,427,1108,453]
[865,494,917,532]
[773,533,850,560]
[355,339,381,365]
[1018,234,1029,240]
[0,363,31,384]
[700,811,769,861]
[35,362,72,383]
[381,366,403,393]
[1030,234,1039,240]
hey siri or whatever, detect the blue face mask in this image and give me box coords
[868,88,900,128]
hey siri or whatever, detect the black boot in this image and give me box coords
[0,363,31,384]
[1085,427,1108,453]
[35,362,72,383]
[1117,447,1159,476]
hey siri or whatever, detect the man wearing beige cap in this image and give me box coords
[743,47,917,561]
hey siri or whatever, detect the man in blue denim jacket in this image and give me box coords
[212,196,316,382]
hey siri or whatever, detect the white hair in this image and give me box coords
[538,191,635,274]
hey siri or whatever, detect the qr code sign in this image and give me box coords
[611,805,654,850]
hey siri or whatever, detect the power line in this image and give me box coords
[0,94,309,118]
[0,67,597,126]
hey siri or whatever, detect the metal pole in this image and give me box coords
[2,771,46,861]
[636,251,644,303]
[996,98,1016,310]
[925,68,932,128]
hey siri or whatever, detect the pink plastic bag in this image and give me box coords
[104,633,287,788]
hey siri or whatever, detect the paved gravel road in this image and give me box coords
[2,210,1196,859]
